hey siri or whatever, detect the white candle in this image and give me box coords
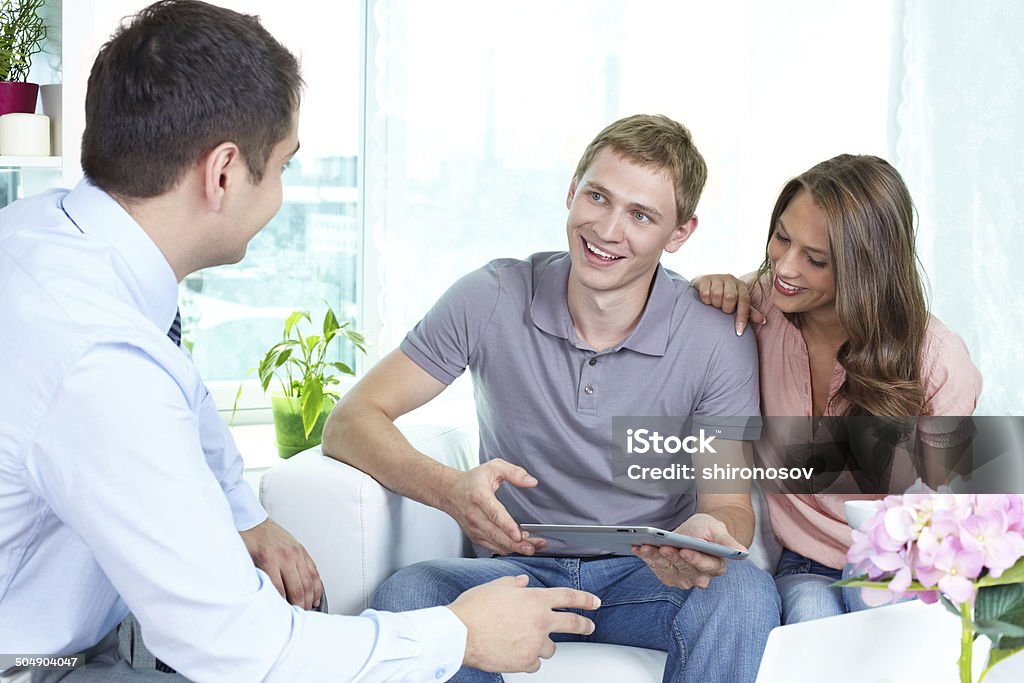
[0,113,51,156]
[40,85,62,156]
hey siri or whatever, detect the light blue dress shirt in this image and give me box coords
[0,181,465,682]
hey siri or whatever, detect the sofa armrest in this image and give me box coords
[259,420,478,615]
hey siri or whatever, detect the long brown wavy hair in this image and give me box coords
[754,155,929,416]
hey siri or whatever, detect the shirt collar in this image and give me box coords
[61,180,179,334]
[529,252,675,357]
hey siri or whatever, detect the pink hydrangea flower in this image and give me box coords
[959,510,1024,578]
[974,494,1024,535]
[847,492,1024,607]
[915,537,984,604]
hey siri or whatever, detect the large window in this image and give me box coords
[83,1,363,415]
[178,2,363,386]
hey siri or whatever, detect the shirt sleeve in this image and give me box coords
[920,325,983,416]
[24,342,466,682]
[917,323,983,447]
[400,263,501,385]
[195,385,267,531]
[692,318,763,441]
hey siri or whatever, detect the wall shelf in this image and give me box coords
[0,155,62,169]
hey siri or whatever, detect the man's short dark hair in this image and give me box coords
[81,0,303,199]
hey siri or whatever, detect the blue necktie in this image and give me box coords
[168,309,182,347]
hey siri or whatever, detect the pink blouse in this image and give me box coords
[752,288,983,569]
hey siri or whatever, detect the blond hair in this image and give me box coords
[574,114,707,224]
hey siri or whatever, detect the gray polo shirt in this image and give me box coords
[401,252,760,555]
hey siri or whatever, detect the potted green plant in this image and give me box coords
[234,303,366,458]
[0,0,48,116]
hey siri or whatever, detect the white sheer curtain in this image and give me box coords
[893,0,1024,415]
[368,0,1022,415]
[366,0,895,352]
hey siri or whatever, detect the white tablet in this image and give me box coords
[520,524,749,560]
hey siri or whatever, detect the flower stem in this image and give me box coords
[960,600,974,683]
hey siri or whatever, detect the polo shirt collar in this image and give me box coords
[61,180,179,335]
[530,252,675,357]
[530,253,574,341]
[623,265,675,356]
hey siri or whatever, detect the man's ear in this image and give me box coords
[566,176,579,210]
[201,142,242,212]
[664,215,698,254]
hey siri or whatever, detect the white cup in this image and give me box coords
[844,500,881,530]
[0,113,51,156]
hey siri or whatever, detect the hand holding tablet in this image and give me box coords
[520,524,749,560]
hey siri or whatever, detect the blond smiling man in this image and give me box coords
[324,114,781,683]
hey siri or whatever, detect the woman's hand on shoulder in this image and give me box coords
[691,274,765,336]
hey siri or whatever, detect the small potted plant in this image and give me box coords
[0,0,48,116]
[234,303,366,458]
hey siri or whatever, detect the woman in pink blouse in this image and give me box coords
[694,154,982,624]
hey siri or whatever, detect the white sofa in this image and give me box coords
[259,408,1024,682]
[259,408,784,681]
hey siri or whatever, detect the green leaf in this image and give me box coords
[940,594,964,619]
[832,577,890,589]
[978,557,1024,588]
[258,347,293,392]
[985,643,1024,673]
[284,310,311,339]
[257,357,273,391]
[833,575,930,592]
[300,377,324,438]
[229,367,257,425]
[322,305,340,340]
[304,335,321,354]
[975,583,1024,647]
[975,618,1024,640]
[270,338,303,350]
[976,584,1024,622]
[330,361,355,376]
[343,329,367,353]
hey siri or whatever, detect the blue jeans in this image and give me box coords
[773,548,872,625]
[372,555,779,683]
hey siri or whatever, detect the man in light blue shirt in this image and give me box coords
[0,2,598,681]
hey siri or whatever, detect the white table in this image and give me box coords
[756,600,1024,683]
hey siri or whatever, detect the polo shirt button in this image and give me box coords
[435,668,446,679]
[584,385,594,395]
[589,358,598,366]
